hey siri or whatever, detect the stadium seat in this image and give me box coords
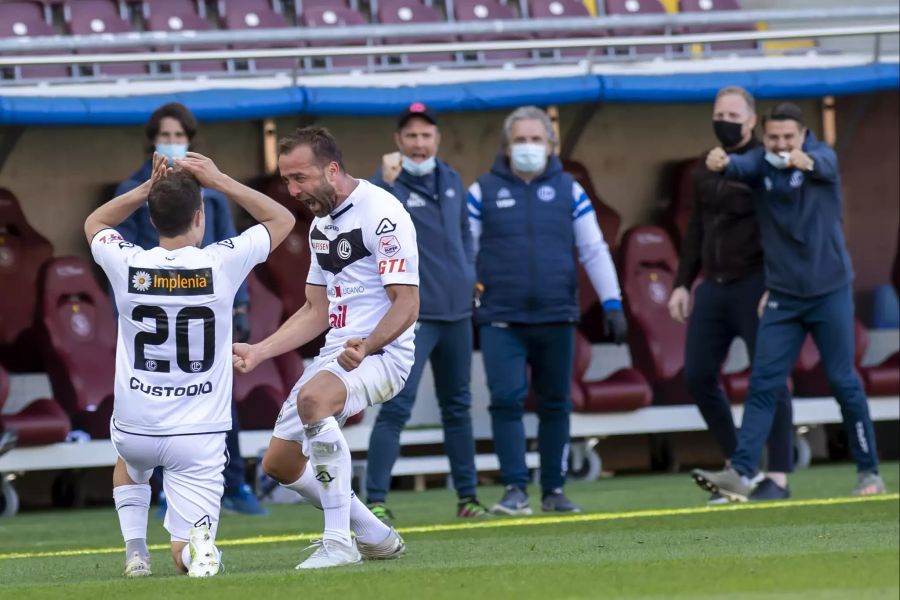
[678,0,757,53]
[300,5,371,70]
[661,157,699,250]
[65,0,152,76]
[562,159,623,343]
[378,0,456,65]
[619,225,691,405]
[791,319,867,398]
[0,188,53,372]
[0,1,72,80]
[39,257,117,439]
[528,0,606,59]
[453,0,532,62]
[144,0,229,73]
[220,0,301,71]
[233,273,304,430]
[603,0,675,55]
[574,330,653,412]
[0,364,70,446]
[860,352,900,397]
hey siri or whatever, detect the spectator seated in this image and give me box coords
[0,364,70,446]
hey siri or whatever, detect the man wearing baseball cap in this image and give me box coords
[365,103,486,522]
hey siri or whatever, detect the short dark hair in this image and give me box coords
[145,103,198,150]
[763,102,805,128]
[148,171,202,238]
[277,126,346,171]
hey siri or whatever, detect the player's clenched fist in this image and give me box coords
[787,149,814,171]
[381,152,403,185]
[232,342,261,374]
[706,147,730,172]
[337,338,368,371]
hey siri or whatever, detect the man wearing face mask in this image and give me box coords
[364,103,486,522]
[467,106,627,515]
[669,86,794,503]
[114,102,266,517]
[694,102,886,500]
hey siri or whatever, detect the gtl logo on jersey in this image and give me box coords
[378,258,406,274]
[329,305,348,328]
[128,267,214,296]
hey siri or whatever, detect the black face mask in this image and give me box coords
[713,120,745,149]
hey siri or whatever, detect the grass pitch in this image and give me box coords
[0,462,897,599]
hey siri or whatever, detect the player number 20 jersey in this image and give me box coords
[91,225,270,436]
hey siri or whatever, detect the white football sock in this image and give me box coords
[283,467,391,544]
[113,484,150,558]
[304,417,352,545]
[181,544,192,569]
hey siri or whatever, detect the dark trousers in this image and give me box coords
[480,323,575,493]
[366,319,477,503]
[732,284,879,476]
[152,400,246,496]
[684,271,794,473]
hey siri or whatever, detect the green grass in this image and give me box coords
[0,463,898,599]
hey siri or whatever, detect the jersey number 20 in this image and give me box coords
[132,305,215,373]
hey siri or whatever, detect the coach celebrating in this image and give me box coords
[693,103,885,499]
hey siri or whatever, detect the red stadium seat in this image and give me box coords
[65,0,152,76]
[603,0,674,55]
[0,1,72,79]
[0,364,70,446]
[0,188,53,372]
[619,225,691,404]
[860,352,900,397]
[574,330,653,412]
[39,257,117,439]
[233,273,304,430]
[453,0,532,62]
[528,0,606,59]
[678,0,757,53]
[378,0,456,65]
[661,157,699,250]
[144,0,229,73]
[791,319,867,398]
[220,0,301,71]
[300,5,371,70]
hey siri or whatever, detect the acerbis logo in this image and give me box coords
[315,469,335,483]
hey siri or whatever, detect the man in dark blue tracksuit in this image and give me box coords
[365,103,486,521]
[468,106,628,515]
[693,103,885,500]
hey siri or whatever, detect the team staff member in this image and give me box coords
[114,102,265,516]
[693,103,886,499]
[366,103,486,522]
[669,86,794,502]
[468,106,627,515]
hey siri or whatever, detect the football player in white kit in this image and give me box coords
[85,153,295,578]
[232,127,420,569]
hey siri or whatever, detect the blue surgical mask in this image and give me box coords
[765,151,791,170]
[401,155,436,177]
[510,143,548,174]
[155,143,188,163]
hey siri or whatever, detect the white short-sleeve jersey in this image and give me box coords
[90,225,271,436]
[307,179,419,360]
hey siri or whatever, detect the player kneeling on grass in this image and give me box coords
[85,152,294,578]
[232,127,419,570]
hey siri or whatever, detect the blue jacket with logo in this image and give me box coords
[115,159,249,306]
[370,158,475,321]
[468,155,583,325]
[725,130,853,298]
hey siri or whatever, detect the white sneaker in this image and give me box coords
[123,552,151,578]
[295,538,362,570]
[357,528,406,560]
[187,525,221,578]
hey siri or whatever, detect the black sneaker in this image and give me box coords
[748,478,790,501]
[541,488,582,513]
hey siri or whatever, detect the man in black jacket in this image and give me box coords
[669,87,793,502]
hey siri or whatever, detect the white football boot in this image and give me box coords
[357,528,406,560]
[187,524,221,577]
[295,538,362,570]
[123,552,151,578]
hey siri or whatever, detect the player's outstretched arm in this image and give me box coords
[233,284,330,373]
[84,153,169,243]
[175,152,295,251]
[337,284,419,371]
